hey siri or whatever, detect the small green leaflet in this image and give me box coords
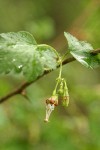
[0,31,58,81]
[64,32,100,68]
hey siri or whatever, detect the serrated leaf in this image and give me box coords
[0,31,58,81]
[64,32,100,68]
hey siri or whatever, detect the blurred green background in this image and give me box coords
[0,0,100,149]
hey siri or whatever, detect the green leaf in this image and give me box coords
[0,31,58,81]
[64,32,100,68]
[36,44,58,70]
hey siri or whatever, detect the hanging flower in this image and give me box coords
[44,58,69,122]
[44,95,58,122]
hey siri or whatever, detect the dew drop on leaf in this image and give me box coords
[18,65,23,69]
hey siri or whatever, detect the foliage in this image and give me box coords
[0,31,100,82]
[64,32,100,68]
[0,31,58,81]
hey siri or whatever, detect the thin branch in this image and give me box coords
[91,48,100,54]
[0,49,100,104]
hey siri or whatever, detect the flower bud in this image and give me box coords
[62,85,69,106]
[62,95,69,107]
[58,89,64,96]
[58,81,64,96]
[46,95,58,106]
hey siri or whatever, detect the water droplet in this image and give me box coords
[18,65,23,69]
[12,59,16,62]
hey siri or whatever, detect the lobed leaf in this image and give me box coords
[64,32,100,68]
[0,31,58,81]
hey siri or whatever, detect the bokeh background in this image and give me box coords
[0,0,100,150]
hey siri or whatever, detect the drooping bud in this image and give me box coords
[44,95,58,122]
[62,95,69,106]
[62,85,69,107]
[58,80,64,96]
